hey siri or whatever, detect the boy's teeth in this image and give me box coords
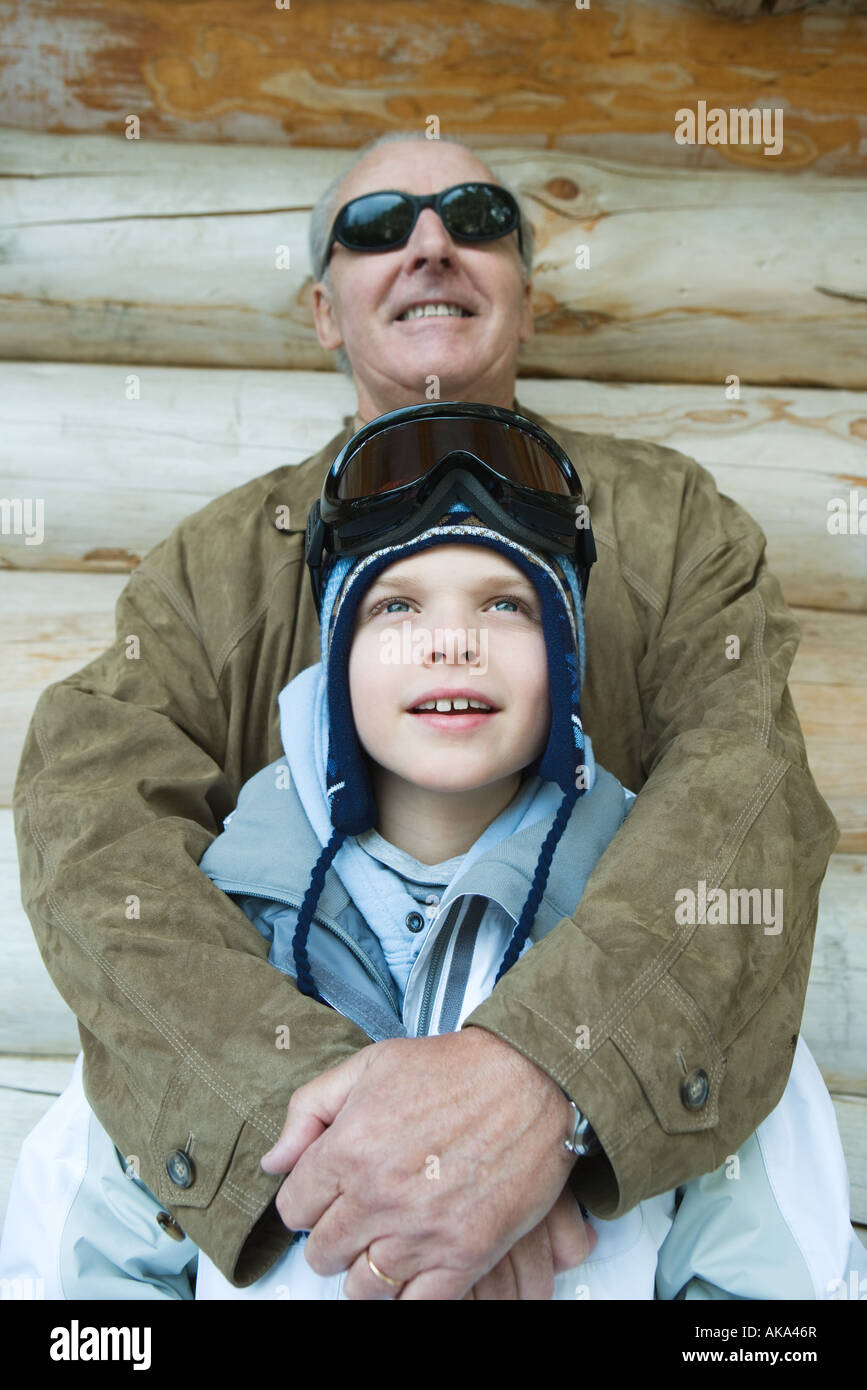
[414,697,493,712]
[398,303,470,320]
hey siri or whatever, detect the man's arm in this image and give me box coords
[13,527,372,1287]
[463,460,840,1218]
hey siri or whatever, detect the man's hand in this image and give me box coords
[260,1027,592,1299]
[463,1184,597,1299]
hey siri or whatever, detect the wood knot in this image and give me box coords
[543,177,580,201]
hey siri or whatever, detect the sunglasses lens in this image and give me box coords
[335,418,572,503]
[334,184,518,254]
[338,193,414,249]
[441,184,517,239]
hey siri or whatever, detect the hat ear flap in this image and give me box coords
[325,622,379,835]
[530,568,586,793]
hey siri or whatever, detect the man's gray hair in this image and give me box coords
[309,132,535,379]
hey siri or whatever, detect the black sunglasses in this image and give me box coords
[323,182,523,270]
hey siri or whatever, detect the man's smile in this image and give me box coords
[394,299,475,322]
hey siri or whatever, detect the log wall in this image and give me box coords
[0,0,865,174]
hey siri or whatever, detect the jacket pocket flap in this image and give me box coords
[610,980,726,1136]
[149,1063,278,1212]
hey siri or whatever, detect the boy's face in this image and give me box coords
[348,545,552,796]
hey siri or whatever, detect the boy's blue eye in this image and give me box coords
[371,595,529,616]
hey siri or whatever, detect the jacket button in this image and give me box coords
[681,1069,709,1110]
[165,1149,195,1188]
[405,912,425,933]
[156,1211,187,1241]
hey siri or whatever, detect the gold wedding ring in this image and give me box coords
[365,1247,403,1290]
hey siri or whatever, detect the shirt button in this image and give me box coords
[165,1149,195,1188]
[405,912,425,933]
[681,1069,709,1111]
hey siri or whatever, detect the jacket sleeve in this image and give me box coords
[12,542,373,1287]
[463,461,840,1219]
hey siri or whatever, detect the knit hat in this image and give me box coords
[292,501,589,1002]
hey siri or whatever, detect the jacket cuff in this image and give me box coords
[153,1115,293,1286]
[463,973,725,1222]
[134,1059,290,1284]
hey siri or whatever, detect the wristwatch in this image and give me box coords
[563,1098,601,1158]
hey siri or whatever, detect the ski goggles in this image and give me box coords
[323,183,523,269]
[305,402,596,611]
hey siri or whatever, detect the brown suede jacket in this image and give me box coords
[13,399,838,1286]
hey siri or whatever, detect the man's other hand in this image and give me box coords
[463,1183,596,1299]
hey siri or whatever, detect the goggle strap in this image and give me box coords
[325,471,585,569]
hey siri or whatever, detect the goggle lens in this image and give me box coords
[333,417,573,502]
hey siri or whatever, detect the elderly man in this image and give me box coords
[13,131,837,1301]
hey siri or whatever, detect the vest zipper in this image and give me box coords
[415,899,463,1036]
[204,877,403,1021]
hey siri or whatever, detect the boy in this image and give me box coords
[0,405,859,1299]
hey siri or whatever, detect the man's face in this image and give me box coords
[348,545,551,801]
[311,141,534,419]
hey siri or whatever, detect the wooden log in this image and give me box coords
[0,1056,76,1094]
[2,130,866,385]
[789,610,867,854]
[800,855,867,1095]
[0,1084,67,1233]
[0,1,865,174]
[0,808,81,1056]
[0,573,128,807]
[787,685,867,855]
[705,0,853,14]
[832,1095,867,1225]
[2,365,866,613]
[789,608,867,686]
